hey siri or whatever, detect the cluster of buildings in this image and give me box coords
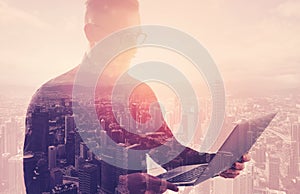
[0,91,299,193]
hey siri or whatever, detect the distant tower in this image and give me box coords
[66,131,75,165]
[289,141,299,178]
[150,102,163,130]
[74,131,82,156]
[56,144,66,159]
[65,115,75,144]
[291,122,299,142]
[130,103,139,132]
[78,163,98,194]
[8,154,24,194]
[48,146,57,170]
[268,155,280,190]
[4,119,17,155]
[291,122,300,158]
[100,130,108,147]
[100,118,106,130]
[80,142,88,160]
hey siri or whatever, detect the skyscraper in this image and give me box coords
[100,130,108,147]
[78,163,98,194]
[289,141,299,178]
[80,142,88,160]
[66,131,75,165]
[4,119,17,155]
[48,146,57,170]
[268,156,280,190]
[57,144,66,159]
[291,123,299,142]
[8,154,24,194]
[30,111,49,153]
[65,115,75,144]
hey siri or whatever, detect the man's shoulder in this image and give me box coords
[46,66,79,87]
[28,67,79,108]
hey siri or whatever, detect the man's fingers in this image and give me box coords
[242,153,251,162]
[221,169,241,175]
[233,162,245,170]
[224,169,241,175]
[220,169,241,179]
[146,175,178,193]
[219,153,251,180]
[166,180,179,192]
[220,171,240,179]
[154,179,178,193]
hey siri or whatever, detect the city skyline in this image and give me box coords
[1,0,300,193]
[1,90,299,193]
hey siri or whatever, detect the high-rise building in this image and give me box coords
[100,118,106,130]
[4,119,17,155]
[80,142,88,160]
[1,153,10,190]
[74,131,82,156]
[57,144,66,159]
[129,103,138,132]
[78,163,98,194]
[291,123,299,142]
[291,122,300,159]
[65,115,75,144]
[150,102,163,130]
[100,130,108,147]
[268,156,280,190]
[289,141,299,178]
[48,146,57,170]
[8,154,24,194]
[30,111,49,153]
[48,131,56,146]
[66,132,75,165]
[253,145,266,166]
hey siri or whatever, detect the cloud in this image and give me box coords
[275,0,300,18]
[0,0,51,30]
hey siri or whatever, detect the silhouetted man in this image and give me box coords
[24,1,250,193]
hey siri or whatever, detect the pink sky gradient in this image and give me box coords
[0,0,299,96]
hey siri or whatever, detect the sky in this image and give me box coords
[0,0,300,96]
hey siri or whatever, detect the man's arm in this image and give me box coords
[146,134,214,170]
[128,82,250,178]
[148,128,250,178]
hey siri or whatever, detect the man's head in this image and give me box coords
[84,0,141,47]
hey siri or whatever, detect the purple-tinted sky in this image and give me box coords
[1,0,299,95]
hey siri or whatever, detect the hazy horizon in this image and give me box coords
[1,0,300,96]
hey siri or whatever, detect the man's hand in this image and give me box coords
[219,153,251,179]
[117,173,179,194]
